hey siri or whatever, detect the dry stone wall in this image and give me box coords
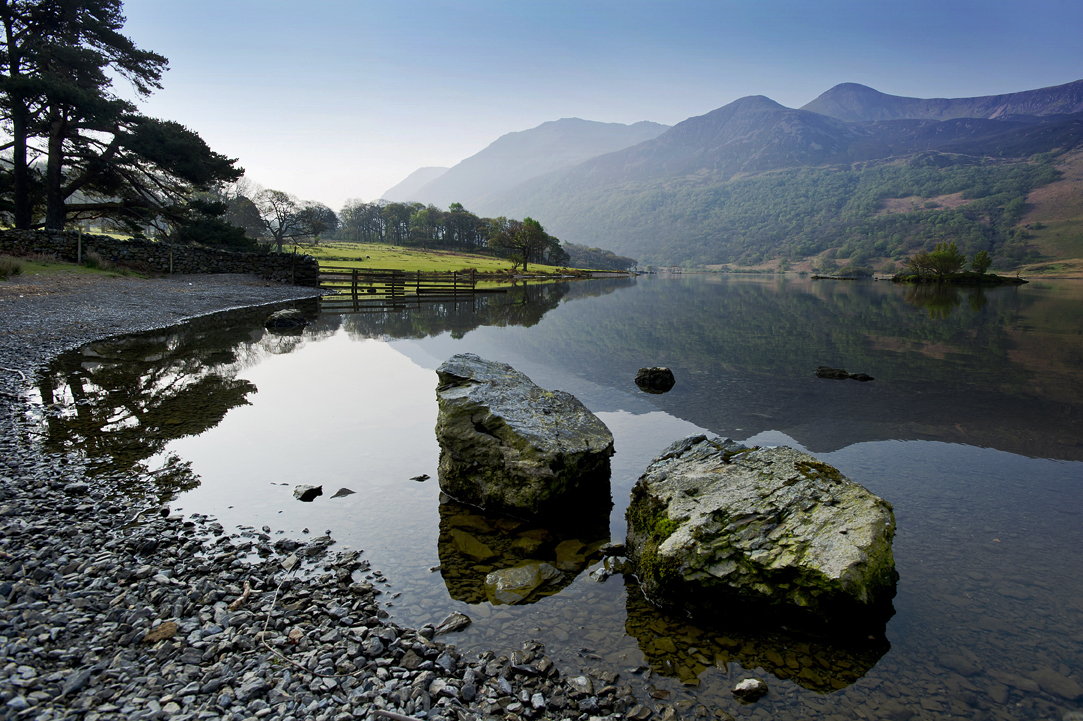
[0,229,319,286]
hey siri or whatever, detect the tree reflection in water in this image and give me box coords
[37,301,324,504]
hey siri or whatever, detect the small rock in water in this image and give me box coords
[733,677,768,702]
[293,484,322,502]
[434,611,472,635]
[410,474,430,482]
[634,366,676,393]
[330,487,355,498]
[815,366,874,382]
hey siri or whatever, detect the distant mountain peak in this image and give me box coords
[802,78,1083,122]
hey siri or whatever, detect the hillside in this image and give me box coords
[381,167,449,202]
[1017,148,1083,275]
[400,117,669,211]
[477,83,1083,268]
[801,79,1083,122]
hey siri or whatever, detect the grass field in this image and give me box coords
[0,254,144,280]
[298,242,572,275]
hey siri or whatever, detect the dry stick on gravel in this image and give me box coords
[259,575,373,680]
[228,580,252,611]
[0,367,26,381]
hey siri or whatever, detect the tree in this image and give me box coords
[254,189,329,252]
[908,241,966,280]
[1,0,241,233]
[489,216,551,271]
[971,250,992,275]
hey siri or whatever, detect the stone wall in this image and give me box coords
[0,229,319,286]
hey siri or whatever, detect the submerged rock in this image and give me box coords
[626,435,896,625]
[635,367,676,393]
[733,678,769,702]
[435,353,614,517]
[485,561,564,604]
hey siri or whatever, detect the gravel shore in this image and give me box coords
[0,274,642,721]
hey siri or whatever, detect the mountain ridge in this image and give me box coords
[801,79,1083,122]
[394,117,669,210]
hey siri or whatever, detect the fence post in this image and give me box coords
[77,229,82,264]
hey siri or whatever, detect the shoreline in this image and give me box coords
[0,274,640,721]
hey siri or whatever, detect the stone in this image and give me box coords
[143,621,179,643]
[815,366,874,382]
[330,487,355,498]
[940,653,981,676]
[264,308,309,330]
[450,529,496,560]
[1029,667,1083,700]
[485,562,564,605]
[435,353,614,517]
[434,611,472,635]
[63,482,90,495]
[293,485,322,502]
[988,670,1040,692]
[732,677,768,702]
[567,675,594,696]
[634,367,676,393]
[625,435,897,624]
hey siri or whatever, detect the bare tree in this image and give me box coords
[254,189,328,252]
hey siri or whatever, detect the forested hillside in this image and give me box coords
[496,152,1060,268]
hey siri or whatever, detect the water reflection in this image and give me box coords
[437,493,611,605]
[622,576,890,693]
[331,279,634,340]
[903,283,989,318]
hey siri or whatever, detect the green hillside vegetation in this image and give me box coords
[519,152,1059,269]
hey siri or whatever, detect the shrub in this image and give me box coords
[84,250,114,271]
[0,255,24,280]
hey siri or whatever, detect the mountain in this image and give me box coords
[477,84,1083,267]
[403,117,668,212]
[801,79,1083,122]
[381,167,448,202]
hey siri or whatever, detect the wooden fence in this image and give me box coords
[318,266,498,314]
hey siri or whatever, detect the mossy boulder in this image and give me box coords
[435,353,614,518]
[626,435,896,626]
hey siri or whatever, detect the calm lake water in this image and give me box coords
[40,275,1083,720]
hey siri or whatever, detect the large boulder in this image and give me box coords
[435,353,614,517]
[626,435,896,626]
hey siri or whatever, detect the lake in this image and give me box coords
[39,274,1083,720]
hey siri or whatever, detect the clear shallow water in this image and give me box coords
[39,276,1083,720]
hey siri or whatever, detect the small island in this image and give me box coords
[891,242,1028,285]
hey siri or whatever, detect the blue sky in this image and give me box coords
[121,0,1083,209]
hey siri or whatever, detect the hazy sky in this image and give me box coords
[121,0,1083,210]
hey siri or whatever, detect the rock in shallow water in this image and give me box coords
[635,366,676,393]
[484,561,564,604]
[435,353,613,517]
[626,435,897,626]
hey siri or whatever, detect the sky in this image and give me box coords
[120,0,1083,210]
